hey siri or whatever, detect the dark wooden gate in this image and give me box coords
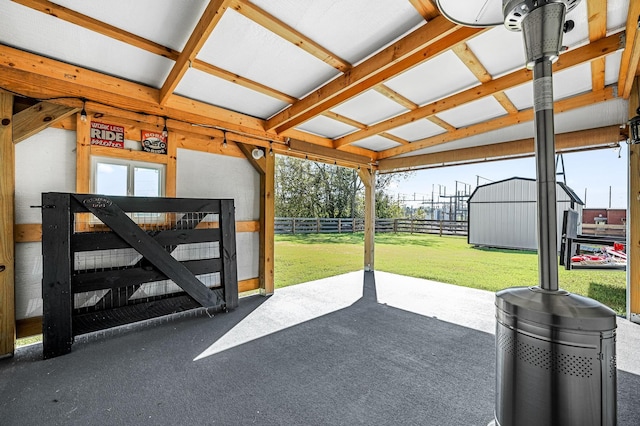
[41,193,238,358]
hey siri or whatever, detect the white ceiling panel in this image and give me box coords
[0,1,173,88]
[465,26,525,78]
[197,9,339,99]
[50,0,207,51]
[385,50,480,105]
[436,96,507,128]
[250,0,424,65]
[504,82,534,111]
[553,63,593,100]
[175,69,289,119]
[608,0,630,32]
[387,119,447,142]
[605,50,623,86]
[553,98,628,134]
[296,116,358,139]
[352,135,401,152]
[504,63,595,112]
[561,1,589,48]
[330,90,409,125]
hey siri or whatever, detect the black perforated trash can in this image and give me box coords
[492,287,617,426]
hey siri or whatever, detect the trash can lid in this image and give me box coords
[496,286,617,331]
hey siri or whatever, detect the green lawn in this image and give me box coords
[275,233,627,315]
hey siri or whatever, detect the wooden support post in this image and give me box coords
[236,142,274,295]
[166,130,177,197]
[0,92,14,357]
[358,168,375,271]
[260,152,275,295]
[628,77,640,323]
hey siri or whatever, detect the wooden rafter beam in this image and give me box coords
[12,102,79,143]
[12,0,300,105]
[159,0,230,105]
[335,33,623,149]
[0,43,281,140]
[229,0,350,72]
[266,17,483,133]
[11,0,179,60]
[378,125,623,172]
[587,0,607,91]
[288,138,372,167]
[408,0,440,21]
[618,0,640,98]
[378,87,617,160]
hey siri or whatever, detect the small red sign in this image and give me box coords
[141,130,167,155]
[90,121,124,149]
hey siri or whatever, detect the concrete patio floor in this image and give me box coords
[1,271,639,425]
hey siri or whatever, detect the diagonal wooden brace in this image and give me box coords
[73,194,224,309]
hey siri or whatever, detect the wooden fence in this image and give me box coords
[275,217,468,236]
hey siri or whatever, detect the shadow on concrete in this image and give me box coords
[1,272,638,425]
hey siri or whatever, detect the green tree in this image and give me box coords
[275,156,412,219]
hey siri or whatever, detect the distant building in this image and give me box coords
[582,208,626,225]
[581,208,626,237]
[468,177,583,251]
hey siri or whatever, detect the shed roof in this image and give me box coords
[0,0,636,169]
[468,177,584,205]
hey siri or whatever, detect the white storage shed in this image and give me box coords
[468,177,583,251]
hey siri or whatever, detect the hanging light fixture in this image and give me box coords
[630,107,640,144]
[162,117,168,138]
[80,99,87,123]
[222,132,227,148]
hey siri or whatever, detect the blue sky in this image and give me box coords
[388,145,628,209]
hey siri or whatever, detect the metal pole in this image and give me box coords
[532,58,559,291]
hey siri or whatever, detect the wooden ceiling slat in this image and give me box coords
[159,0,231,105]
[230,0,350,72]
[493,92,519,115]
[192,60,297,104]
[322,111,367,129]
[373,85,419,110]
[380,132,410,145]
[266,17,482,133]
[451,43,492,83]
[378,125,623,171]
[427,116,456,132]
[334,33,623,148]
[587,0,607,92]
[618,0,640,98]
[378,87,617,159]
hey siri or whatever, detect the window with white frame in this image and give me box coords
[91,157,165,197]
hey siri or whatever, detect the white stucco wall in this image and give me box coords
[176,148,260,281]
